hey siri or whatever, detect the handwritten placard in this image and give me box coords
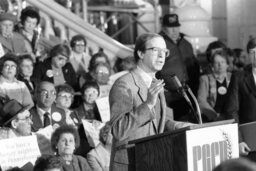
[96,96,110,122]
[0,135,41,171]
[36,126,54,155]
[82,119,105,147]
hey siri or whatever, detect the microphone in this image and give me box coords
[156,73,202,124]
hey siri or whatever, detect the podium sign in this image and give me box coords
[186,123,239,171]
[131,120,238,171]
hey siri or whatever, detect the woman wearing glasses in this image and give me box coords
[0,54,34,108]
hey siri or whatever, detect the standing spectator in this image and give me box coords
[158,13,200,121]
[55,84,81,127]
[197,50,231,122]
[17,54,35,98]
[70,34,91,75]
[29,81,66,132]
[32,44,77,89]
[51,125,92,171]
[0,54,34,108]
[0,12,32,55]
[17,6,41,56]
[224,38,256,155]
[0,99,33,139]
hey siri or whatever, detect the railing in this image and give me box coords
[24,0,133,60]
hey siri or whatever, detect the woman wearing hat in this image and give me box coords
[0,12,32,55]
[32,44,77,89]
[0,53,34,108]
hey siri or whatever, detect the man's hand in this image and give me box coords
[146,79,165,109]
[239,142,251,156]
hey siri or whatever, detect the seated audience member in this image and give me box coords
[0,12,32,55]
[32,44,77,89]
[0,99,32,139]
[226,48,238,72]
[30,81,66,132]
[16,6,41,56]
[55,84,81,127]
[87,123,112,171]
[80,62,111,97]
[197,50,231,122]
[213,158,256,171]
[113,56,136,73]
[79,51,111,88]
[75,81,101,121]
[34,155,62,171]
[51,125,92,171]
[203,40,227,74]
[70,34,91,75]
[17,54,35,98]
[224,38,256,156]
[233,48,250,70]
[0,54,34,108]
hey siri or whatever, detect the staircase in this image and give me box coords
[25,0,133,60]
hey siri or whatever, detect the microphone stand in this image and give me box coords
[180,85,203,124]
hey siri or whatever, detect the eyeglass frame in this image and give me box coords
[38,90,57,97]
[15,114,32,122]
[144,47,170,57]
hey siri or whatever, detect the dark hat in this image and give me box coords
[162,14,181,27]
[0,12,17,22]
[0,99,29,126]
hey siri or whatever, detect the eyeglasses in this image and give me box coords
[75,44,85,47]
[145,47,170,57]
[58,94,73,99]
[3,64,17,69]
[39,90,56,97]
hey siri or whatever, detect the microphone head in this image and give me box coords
[156,73,182,91]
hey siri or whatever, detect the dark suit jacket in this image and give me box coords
[224,65,256,124]
[30,104,66,132]
[32,58,77,89]
[109,68,188,171]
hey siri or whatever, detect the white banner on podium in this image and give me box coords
[186,123,239,171]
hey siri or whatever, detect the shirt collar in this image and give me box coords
[36,105,51,117]
[136,66,153,88]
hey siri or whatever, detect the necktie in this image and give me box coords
[44,112,51,127]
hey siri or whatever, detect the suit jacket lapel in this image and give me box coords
[30,107,43,132]
[131,69,159,133]
[244,70,256,98]
[158,90,166,133]
[131,69,148,102]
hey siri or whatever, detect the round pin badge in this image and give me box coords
[46,70,53,77]
[218,86,227,95]
[52,112,62,122]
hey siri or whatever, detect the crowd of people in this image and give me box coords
[0,4,255,171]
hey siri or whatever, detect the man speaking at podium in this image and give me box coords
[109,33,193,171]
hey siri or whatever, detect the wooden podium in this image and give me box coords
[130,119,239,171]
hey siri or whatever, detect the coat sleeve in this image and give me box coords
[87,152,103,171]
[21,82,34,109]
[223,73,239,122]
[109,79,155,142]
[197,75,218,121]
